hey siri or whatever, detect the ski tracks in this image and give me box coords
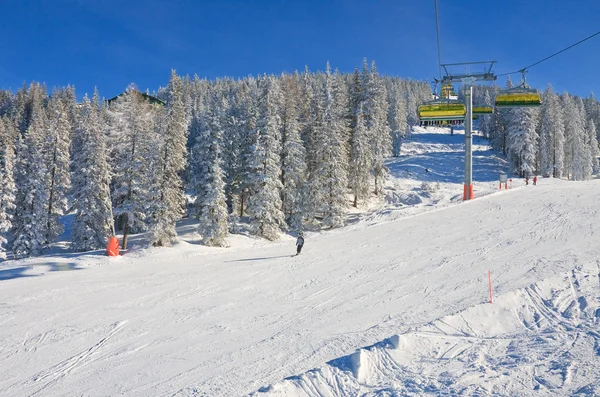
[13,320,128,396]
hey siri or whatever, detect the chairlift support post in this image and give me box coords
[464,85,473,200]
[439,61,497,200]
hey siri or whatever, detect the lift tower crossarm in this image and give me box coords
[440,61,497,86]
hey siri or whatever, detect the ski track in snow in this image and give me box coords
[1,127,600,396]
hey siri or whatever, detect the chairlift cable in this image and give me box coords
[496,30,600,77]
[434,0,443,85]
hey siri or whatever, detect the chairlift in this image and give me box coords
[495,71,542,108]
[472,106,494,115]
[420,80,465,123]
[441,84,458,100]
[419,100,466,118]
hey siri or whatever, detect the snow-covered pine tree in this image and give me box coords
[218,86,239,215]
[188,114,207,218]
[12,83,30,135]
[0,117,16,259]
[348,67,371,207]
[349,103,371,207]
[364,60,391,195]
[44,89,72,244]
[586,117,600,174]
[231,78,260,219]
[182,75,193,125]
[71,92,114,251]
[539,85,565,177]
[148,70,188,246]
[404,81,420,127]
[183,75,209,189]
[11,95,49,257]
[190,93,229,246]
[0,90,13,118]
[584,93,600,140]
[387,81,408,157]
[106,85,158,249]
[58,86,79,166]
[279,74,307,231]
[299,66,318,176]
[217,80,250,223]
[506,106,539,177]
[246,75,285,240]
[490,79,514,155]
[311,63,349,228]
[563,94,590,180]
[574,97,594,180]
[479,90,493,138]
[296,68,319,224]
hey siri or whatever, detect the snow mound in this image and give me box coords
[250,263,600,396]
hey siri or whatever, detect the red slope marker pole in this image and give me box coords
[488,270,493,304]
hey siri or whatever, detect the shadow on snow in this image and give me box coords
[225,255,293,262]
[0,262,82,281]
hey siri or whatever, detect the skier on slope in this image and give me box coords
[296,232,305,255]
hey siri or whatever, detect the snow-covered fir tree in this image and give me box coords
[584,93,600,140]
[0,90,13,118]
[279,74,307,231]
[44,89,72,244]
[71,92,114,251]
[311,63,349,228]
[190,93,229,246]
[348,68,370,207]
[539,85,565,177]
[246,76,285,240]
[563,94,591,180]
[490,79,514,155]
[349,102,371,207]
[364,60,391,195]
[586,117,600,174]
[297,68,320,224]
[478,90,493,138]
[148,70,188,246]
[0,117,16,259]
[219,79,253,223]
[506,106,539,177]
[11,95,49,257]
[387,81,408,156]
[106,86,160,249]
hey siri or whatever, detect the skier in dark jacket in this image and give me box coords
[296,232,304,255]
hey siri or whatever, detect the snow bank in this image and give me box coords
[252,263,600,396]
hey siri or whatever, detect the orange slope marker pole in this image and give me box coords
[488,270,493,304]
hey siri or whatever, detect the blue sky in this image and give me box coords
[1,0,599,99]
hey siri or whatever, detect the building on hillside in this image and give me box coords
[107,89,165,107]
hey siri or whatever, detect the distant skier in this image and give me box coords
[525,177,529,185]
[533,176,537,185]
[296,232,305,255]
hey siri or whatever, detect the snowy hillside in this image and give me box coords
[2,128,600,396]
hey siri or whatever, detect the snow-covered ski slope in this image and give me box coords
[2,128,600,396]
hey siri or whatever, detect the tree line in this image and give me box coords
[0,60,430,258]
[0,63,598,259]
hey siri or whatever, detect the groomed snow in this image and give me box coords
[1,127,599,396]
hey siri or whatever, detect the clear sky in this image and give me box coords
[1,0,599,99]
